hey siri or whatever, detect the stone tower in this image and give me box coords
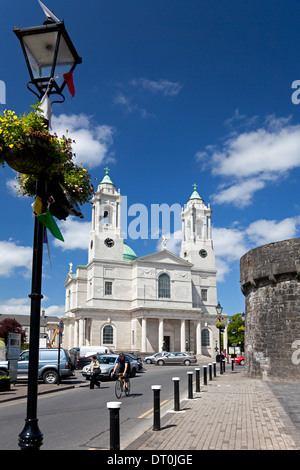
[240,238,300,382]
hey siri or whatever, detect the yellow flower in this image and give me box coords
[9,144,14,148]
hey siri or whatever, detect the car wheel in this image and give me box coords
[146,359,152,364]
[184,360,191,366]
[239,359,245,365]
[43,370,58,384]
[157,360,165,366]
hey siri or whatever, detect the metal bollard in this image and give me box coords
[172,377,180,411]
[231,359,234,371]
[209,363,212,381]
[203,365,207,385]
[220,358,223,375]
[213,362,216,377]
[187,371,193,399]
[195,368,200,393]
[152,385,162,431]
[223,360,226,373]
[107,402,121,450]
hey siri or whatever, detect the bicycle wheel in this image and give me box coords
[125,379,131,396]
[115,379,123,399]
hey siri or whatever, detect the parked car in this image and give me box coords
[0,348,74,384]
[81,354,139,380]
[234,356,245,365]
[125,353,144,370]
[144,352,169,364]
[154,352,197,366]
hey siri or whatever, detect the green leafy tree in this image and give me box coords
[227,313,245,351]
[0,318,26,345]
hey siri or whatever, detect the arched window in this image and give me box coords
[158,273,171,298]
[201,329,210,347]
[103,325,113,344]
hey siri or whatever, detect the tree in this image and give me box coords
[0,318,26,345]
[227,313,245,351]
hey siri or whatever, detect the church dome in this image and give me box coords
[123,242,138,261]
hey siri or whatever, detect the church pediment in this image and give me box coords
[136,250,193,267]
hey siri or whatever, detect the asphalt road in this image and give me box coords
[0,360,209,450]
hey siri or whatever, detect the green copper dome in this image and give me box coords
[100,167,114,185]
[188,183,203,201]
[123,242,138,261]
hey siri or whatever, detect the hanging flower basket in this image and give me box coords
[3,135,53,175]
[0,105,94,208]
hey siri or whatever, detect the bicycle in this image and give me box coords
[115,373,131,399]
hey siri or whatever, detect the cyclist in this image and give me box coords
[112,352,130,390]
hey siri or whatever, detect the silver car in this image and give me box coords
[144,352,169,364]
[81,354,138,380]
[154,352,197,366]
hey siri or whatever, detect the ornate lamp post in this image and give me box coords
[216,302,225,372]
[14,10,82,450]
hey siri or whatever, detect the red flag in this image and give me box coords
[63,71,75,97]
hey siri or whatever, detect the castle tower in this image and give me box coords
[180,184,215,270]
[88,168,124,263]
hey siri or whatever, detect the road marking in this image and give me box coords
[138,399,169,419]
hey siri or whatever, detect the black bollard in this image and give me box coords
[172,377,180,411]
[220,358,223,375]
[187,371,193,399]
[195,368,200,393]
[231,359,234,371]
[209,363,212,381]
[213,362,216,377]
[152,385,162,431]
[107,402,121,450]
[223,360,226,373]
[203,365,207,385]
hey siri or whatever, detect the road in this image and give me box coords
[0,360,210,450]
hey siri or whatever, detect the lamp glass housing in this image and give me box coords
[14,21,82,99]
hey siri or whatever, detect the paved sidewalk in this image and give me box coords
[125,368,300,451]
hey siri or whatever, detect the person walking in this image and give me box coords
[87,355,101,389]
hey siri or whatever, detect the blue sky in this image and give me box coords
[1,0,300,319]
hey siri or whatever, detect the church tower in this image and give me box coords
[88,168,124,262]
[180,184,215,270]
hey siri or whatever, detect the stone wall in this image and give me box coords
[240,238,300,382]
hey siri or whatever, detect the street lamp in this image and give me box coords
[14,19,82,103]
[15,12,81,451]
[216,302,224,372]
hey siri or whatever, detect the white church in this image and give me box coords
[62,169,225,358]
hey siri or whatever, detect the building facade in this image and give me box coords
[62,170,224,357]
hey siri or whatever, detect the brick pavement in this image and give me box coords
[125,368,300,450]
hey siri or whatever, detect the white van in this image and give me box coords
[79,346,112,357]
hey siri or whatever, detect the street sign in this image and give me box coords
[59,320,64,333]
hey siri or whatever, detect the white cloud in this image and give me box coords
[0,240,32,277]
[197,114,300,207]
[245,217,300,246]
[53,217,91,251]
[131,78,183,96]
[0,297,30,315]
[51,113,115,169]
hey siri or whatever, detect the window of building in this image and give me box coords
[158,273,171,298]
[201,329,210,347]
[105,281,112,295]
[201,289,208,301]
[103,325,114,344]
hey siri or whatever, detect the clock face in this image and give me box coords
[104,238,114,248]
[199,249,208,258]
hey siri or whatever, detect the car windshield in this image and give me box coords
[97,355,116,365]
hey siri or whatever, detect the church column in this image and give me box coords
[78,318,85,347]
[196,321,202,355]
[141,317,147,352]
[180,319,186,352]
[158,318,164,351]
[74,319,78,348]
